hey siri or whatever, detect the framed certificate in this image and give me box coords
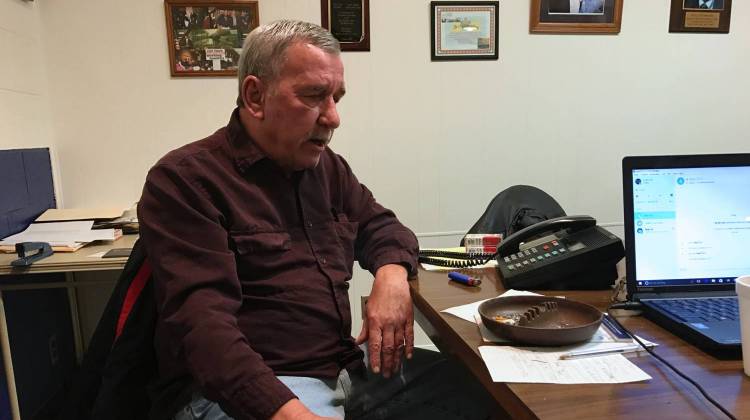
[430,1,499,61]
[530,0,623,34]
[669,0,732,33]
[321,0,370,51]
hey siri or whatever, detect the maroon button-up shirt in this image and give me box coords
[138,109,418,420]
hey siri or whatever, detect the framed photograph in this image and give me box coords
[321,0,370,52]
[164,0,259,77]
[669,0,732,33]
[430,1,499,61]
[530,0,623,34]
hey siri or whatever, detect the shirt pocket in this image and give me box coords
[332,214,358,266]
[230,231,292,255]
[230,231,293,283]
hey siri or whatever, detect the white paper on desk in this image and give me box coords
[441,289,540,323]
[478,346,651,384]
[25,221,93,232]
[0,221,116,245]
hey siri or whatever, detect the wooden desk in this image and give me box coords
[0,234,137,276]
[410,268,750,419]
[0,235,136,420]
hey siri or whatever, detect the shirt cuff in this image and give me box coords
[369,249,418,277]
[229,371,296,420]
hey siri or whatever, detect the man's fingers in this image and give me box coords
[405,309,415,359]
[355,318,368,345]
[368,326,382,374]
[393,327,405,372]
[380,325,396,378]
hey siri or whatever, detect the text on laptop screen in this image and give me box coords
[632,166,750,287]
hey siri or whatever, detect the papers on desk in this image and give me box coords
[478,346,652,384]
[442,290,653,384]
[0,221,121,252]
[35,208,126,222]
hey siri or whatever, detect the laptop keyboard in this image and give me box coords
[651,297,739,323]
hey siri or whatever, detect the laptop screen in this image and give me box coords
[623,154,750,294]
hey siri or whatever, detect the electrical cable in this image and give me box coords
[606,309,737,420]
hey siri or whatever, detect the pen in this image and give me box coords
[559,344,642,360]
[448,271,481,287]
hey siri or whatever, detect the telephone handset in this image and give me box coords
[497,215,597,257]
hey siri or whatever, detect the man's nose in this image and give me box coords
[318,97,340,129]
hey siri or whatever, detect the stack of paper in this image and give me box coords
[0,221,121,252]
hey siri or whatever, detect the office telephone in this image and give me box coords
[418,215,625,290]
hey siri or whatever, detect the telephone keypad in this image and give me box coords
[504,238,569,274]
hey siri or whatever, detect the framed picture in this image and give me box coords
[321,0,370,51]
[430,1,499,61]
[669,0,732,33]
[530,0,623,34]
[164,0,259,77]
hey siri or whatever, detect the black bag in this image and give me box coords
[461,185,566,246]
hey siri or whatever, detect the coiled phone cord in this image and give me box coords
[417,249,496,269]
[606,309,737,420]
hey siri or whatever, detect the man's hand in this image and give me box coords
[355,264,414,378]
[270,399,339,420]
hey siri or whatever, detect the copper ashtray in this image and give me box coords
[478,295,602,346]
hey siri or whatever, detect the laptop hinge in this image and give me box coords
[635,290,737,300]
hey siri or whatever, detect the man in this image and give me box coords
[684,0,724,9]
[548,0,604,13]
[139,20,491,420]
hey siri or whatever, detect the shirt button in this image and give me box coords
[306,221,313,228]
[321,258,327,265]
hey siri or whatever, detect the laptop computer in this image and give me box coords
[623,153,750,352]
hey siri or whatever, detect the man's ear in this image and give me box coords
[240,75,265,119]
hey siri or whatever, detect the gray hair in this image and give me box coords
[236,20,340,107]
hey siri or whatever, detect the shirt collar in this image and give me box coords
[226,107,268,173]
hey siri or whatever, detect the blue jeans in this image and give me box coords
[174,347,494,420]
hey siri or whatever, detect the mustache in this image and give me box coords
[311,131,333,144]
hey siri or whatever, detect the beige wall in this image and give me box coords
[7,0,750,344]
[34,0,750,229]
[0,0,52,150]
[0,1,61,199]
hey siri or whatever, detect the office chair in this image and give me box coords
[57,239,157,420]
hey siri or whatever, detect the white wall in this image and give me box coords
[36,0,750,228]
[31,0,750,343]
[0,0,61,198]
